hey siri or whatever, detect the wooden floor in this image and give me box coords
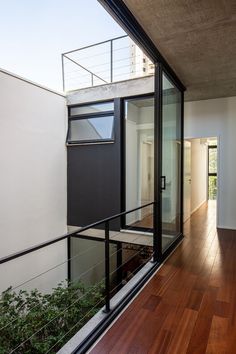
[90,201,236,354]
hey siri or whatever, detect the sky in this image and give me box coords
[0,0,125,91]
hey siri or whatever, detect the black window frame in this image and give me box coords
[67,100,115,145]
[208,145,217,200]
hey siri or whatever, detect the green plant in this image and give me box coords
[0,281,104,354]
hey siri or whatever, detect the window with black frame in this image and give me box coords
[67,101,115,144]
[208,144,217,200]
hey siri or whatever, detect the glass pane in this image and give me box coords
[70,234,153,297]
[209,176,217,200]
[209,147,217,174]
[70,102,114,116]
[68,115,114,142]
[70,237,117,286]
[124,97,154,229]
[162,73,182,251]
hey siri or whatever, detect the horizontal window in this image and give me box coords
[68,115,114,144]
[70,102,114,116]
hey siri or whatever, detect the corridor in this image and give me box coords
[90,201,236,353]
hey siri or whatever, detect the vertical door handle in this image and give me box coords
[161,176,166,190]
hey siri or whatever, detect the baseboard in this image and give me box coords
[191,199,207,215]
[217,225,236,231]
[184,215,191,223]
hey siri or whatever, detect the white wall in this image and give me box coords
[190,139,208,214]
[126,103,138,224]
[185,96,236,229]
[0,69,67,293]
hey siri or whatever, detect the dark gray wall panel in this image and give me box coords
[67,99,121,230]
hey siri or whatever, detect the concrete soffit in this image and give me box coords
[121,0,236,101]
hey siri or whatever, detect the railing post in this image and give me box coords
[104,221,110,312]
[91,73,94,86]
[67,236,71,282]
[61,54,65,92]
[116,242,123,291]
[153,202,159,263]
[110,40,113,83]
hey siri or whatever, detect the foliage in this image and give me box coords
[209,175,217,200]
[0,281,104,354]
[209,148,217,174]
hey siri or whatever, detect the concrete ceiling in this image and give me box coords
[122,0,236,101]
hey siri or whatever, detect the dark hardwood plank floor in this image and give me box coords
[90,201,236,353]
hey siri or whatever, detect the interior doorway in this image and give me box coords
[184,137,218,222]
[124,95,154,231]
[184,140,191,222]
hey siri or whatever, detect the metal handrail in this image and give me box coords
[62,35,129,91]
[61,34,154,91]
[0,202,154,265]
[1,199,156,351]
[62,35,128,56]
[63,54,108,84]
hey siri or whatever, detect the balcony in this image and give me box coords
[0,203,159,353]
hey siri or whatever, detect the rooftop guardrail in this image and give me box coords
[62,35,154,92]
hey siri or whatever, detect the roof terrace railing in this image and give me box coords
[61,35,154,92]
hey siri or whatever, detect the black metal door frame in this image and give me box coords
[153,63,163,261]
[99,0,185,262]
[155,66,185,262]
[98,0,185,264]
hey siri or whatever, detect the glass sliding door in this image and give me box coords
[124,96,154,231]
[161,73,182,251]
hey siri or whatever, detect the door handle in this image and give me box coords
[161,176,166,190]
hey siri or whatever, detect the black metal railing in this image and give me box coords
[0,203,156,307]
[0,202,156,353]
[61,35,154,92]
[0,202,154,266]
